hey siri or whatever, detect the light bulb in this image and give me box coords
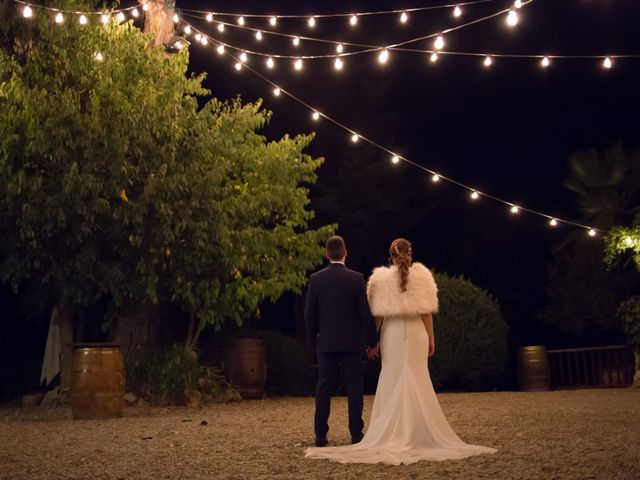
[240,52,248,62]
[255,30,262,41]
[117,12,125,23]
[541,56,550,67]
[312,111,320,121]
[294,58,303,70]
[94,52,104,62]
[201,37,208,46]
[235,62,242,71]
[432,174,440,183]
[292,36,300,46]
[195,33,202,42]
[506,10,519,27]
[308,16,316,27]
[334,57,343,70]
[400,12,408,23]
[430,52,438,63]
[434,35,444,50]
[514,0,523,8]
[603,57,612,69]
[273,88,281,96]
[391,155,400,164]
[471,191,479,200]
[101,13,109,24]
[173,14,179,23]
[218,23,225,32]
[206,13,213,22]
[266,57,274,68]
[549,218,558,226]
[378,49,389,64]
[217,44,225,54]
[238,16,245,26]
[270,16,277,26]
[588,228,596,237]
[453,5,462,18]
[484,55,493,67]
[55,12,64,24]
[132,8,139,18]
[336,43,344,53]
[351,133,359,143]
[142,3,149,12]
[79,14,88,25]
[350,15,358,26]
[510,205,519,214]
[624,236,634,247]
[184,26,191,35]
[23,5,33,18]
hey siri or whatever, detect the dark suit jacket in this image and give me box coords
[304,263,378,352]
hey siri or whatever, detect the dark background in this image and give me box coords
[2,0,640,397]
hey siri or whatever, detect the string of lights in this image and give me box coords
[177,18,601,236]
[180,1,534,60]
[176,0,494,20]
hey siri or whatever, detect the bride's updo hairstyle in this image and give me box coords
[389,238,413,292]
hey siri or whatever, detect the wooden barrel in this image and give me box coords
[70,343,125,420]
[224,338,267,400]
[518,346,550,391]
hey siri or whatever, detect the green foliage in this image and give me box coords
[232,330,314,396]
[128,344,232,404]
[618,297,640,353]
[604,217,640,271]
[0,6,332,332]
[429,273,508,390]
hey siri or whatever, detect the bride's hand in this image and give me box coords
[428,341,435,357]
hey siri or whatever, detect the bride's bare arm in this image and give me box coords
[421,313,436,356]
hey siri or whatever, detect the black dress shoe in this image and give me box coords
[351,434,364,444]
[315,437,328,447]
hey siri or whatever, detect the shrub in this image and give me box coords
[429,273,508,390]
[128,344,234,404]
[618,296,640,353]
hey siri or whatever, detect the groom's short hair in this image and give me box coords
[326,235,346,261]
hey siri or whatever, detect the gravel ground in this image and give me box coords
[1,388,638,480]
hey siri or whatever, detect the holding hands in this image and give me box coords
[366,343,380,360]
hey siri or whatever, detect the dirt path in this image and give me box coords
[1,389,638,479]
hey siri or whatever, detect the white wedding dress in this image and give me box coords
[305,263,497,465]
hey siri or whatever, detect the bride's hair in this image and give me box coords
[389,238,413,291]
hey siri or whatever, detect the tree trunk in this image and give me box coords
[139,0,176,48]
[110,304,159,366]
[57,304,74,394]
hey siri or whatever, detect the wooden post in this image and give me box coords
[139,0,176,48]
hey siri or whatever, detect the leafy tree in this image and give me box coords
[540,142,640,342]
[0,4,331,389]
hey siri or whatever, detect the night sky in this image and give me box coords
[179,0,640,345]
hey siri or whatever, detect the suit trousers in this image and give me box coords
[314,349,364,439]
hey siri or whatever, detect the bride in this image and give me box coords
[305,238,497,465]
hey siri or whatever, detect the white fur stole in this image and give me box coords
[366,262,438,317]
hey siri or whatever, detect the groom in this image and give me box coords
[305,236,378,447]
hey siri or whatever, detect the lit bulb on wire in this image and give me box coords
[131,8,139,18]
[541,56,550,67]
[235,62,242,71]
[255,31,262,41]
[292,36,300,46]
[273,87,281,96]
[55,12,64,24]
[79,14,88,25]
[117,12,125,23]
[195,33,202,42]
[549,218,558,227]
[391,155,400,164]
[266,57,275,68]
[23,5,33,18]
[510,205,519,214]
[184,25,191,35]
[240,52,248,63]
[484,55,493,67]
[334,57,344,70]
[308,16,316,28]
[237,16,245,26]
[218,23,225,32]
[400,12,408,24]
[471,191,479,200]
[351,133,359,143]
[294,58,303,70]
[378,49,389,64]
[430,52,438,63]
[217,44,225,55]
[453,5,462,18]
[101,13,109,24]
[434,35,444,50]
[201,37,208,46]
[270,16,277,26]
[206,13,213,22]
[514,0,523,8]
[603,57,612,69]
[624,236,634,247]
[431,174,440,183]
[94,52,104,62]
[588,228,597,237]
[142,3,149,12]
[506,10,519,27]
[172,14,179,23]
[336,43,344,53]
[350,15,358,26]
[312,111,320,121]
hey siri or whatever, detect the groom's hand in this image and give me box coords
[366,344,380,360]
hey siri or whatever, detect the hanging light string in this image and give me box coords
[13,0,140,15]
[181,1,535,60]
[177,0,495,19]
[180,18,600,235]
